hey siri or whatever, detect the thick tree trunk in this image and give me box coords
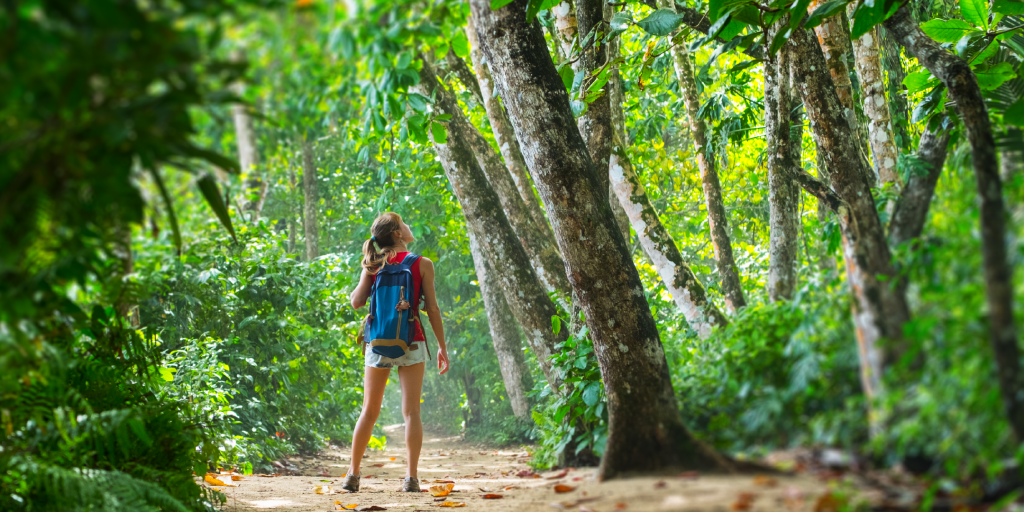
[550,2,578,67]
[414,59,567,390]
[423,57,571,296]
[301,139,320,260]
[889,127,950,246]
[658,0,746,313]
[884,6,1022,440]
[465,17,550,232]
[468,231,534,419]
[765,32,801,302]
[470,0,733,479]
[847,18,899,184]
[610,146,728,335]
[233,102,267,221]
[789,27,911,410]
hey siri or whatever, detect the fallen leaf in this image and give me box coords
[389,457,397,461]
[335,505,358,510]
[814,492,845,512]
[654,481,666,489]
[481,494,503,499]
[732,492,758,511]
[314,485,333,495]
[516,469,536,478]
[614,503,628,509]
[546,470,569,479]
[371,463,385,467]
[430,483,455,497]
[231,475,244,481]
[432,479,455,484]
[204,474,237,487]
[436,502,465,507]
[321,479,332,482]
[753,475,779,487]
[503,486,517,491]
[210,487,223,492]
[553,484,576,493]
[357,506,388,511]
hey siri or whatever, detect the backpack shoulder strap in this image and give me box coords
[399,252,420,269]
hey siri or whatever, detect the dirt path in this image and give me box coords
[217,424,874,512]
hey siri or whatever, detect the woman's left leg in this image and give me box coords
[397,362,425,478]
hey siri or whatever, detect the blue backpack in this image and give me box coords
[364,253,429,359]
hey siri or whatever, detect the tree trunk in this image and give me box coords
[1002,146,1022,183]
[301,139,320,260]
[606,27,634,240]
[468,231,534,419]
[423,56,571,297]
[658,0,746,313]
[414,58,567,390]
[765,30,801,302]
[288,165,297,254]
[884,6,1022,440]
[470,0,733,479]
[550,2,577,67]
[846,11,899,184]
[879,27,912,152]
[789,27,910,411]
[444,51,485,108]
[233,102,268,221]
[610,146,728,336]
[465,16,550,232]
[889,127,950,246]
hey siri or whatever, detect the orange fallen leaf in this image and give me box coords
[436,502,465,508]
[389,457,396,461]
[204,474,237,487]
[430,483,455,497]
[210,487,223,492]
[335,505,358,511]
[432,479,455,483]
[481,494,503,499]
[614,503,628,509]
[732,492,758,511]
[503,486,516,491]
[553,484,576,493]
[753,475,779,487]
[231,475,244,481]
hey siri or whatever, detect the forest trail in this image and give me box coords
[218,425,876,512]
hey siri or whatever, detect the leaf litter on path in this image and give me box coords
[553,484,576,493]
[436,501,465,507]
[430,483,455,497]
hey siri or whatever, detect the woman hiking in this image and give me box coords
[343,212,450,493]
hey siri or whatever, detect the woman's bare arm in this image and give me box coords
[350,269,375,309]
[419,258,449,374]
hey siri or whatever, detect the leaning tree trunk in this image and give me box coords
[471,0,733,479]
[610,145,728,336]
[288,165,298,254]
[465,16,550,232]
[657,0,746,313]
[884,5,1022,440]
[414,59,567,390]
[233,101,267,221]
[468,231,534,419]
[765,29,801,302]
[423,55,571,297]
[789,27,911,415]
[846,9,899,185]
[606,22,635,240]
[889,127,951,246]
[301,139,320,260]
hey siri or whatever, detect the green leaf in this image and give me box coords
[552,315,562,335]
[558,63,575,90]
[538,0,562,11]
[451,31,470,58]
[960,0,989,29]
[430,122,448,144]
[920,19,980,42]
[690,13,733,50]
[975,61,1017,89]
[525,0,544,21]
[406,92,430,112]
[491,0,515,9]
[850,0,885,40]
[396,51,412,70]
[197,173,237,241]
[149,168,182,255]
[582,383,600,406]
[637,9,683,36]
[788,0,815,29]
[903,69,937,94]
[609,11,634,36]
[769,27,792,57]
[159,367,177,382]
[994,0,1024,14]
[1007,98,1024,125]
[804,0,850,29]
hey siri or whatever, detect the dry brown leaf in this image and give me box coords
[481,494,503,499]
[553,484,576,493]
[731,492,758,511]
[614,503,628,509]
[503,486,516,491]
[545,469,569,479]
[430,483,455,497]
[356,506,387,511]
[436,502,465,508]
[753,475,779,487]
[654,481,666,489]
[370,463,385,467]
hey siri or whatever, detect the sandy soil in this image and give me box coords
[214,424,878,512]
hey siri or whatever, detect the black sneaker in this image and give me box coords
[341,473,360,492]
[401,477,420,492]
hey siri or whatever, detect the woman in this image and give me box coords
[343,212,450,493]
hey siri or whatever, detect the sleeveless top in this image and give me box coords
[372,252,426,342]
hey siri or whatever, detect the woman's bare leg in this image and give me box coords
[348,366,391,476]
[397,362,425,478]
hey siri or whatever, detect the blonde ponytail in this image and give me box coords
[361,212,404,274]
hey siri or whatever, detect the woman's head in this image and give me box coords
[362,212,414,273]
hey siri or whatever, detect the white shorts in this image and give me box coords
[364,341,429,369]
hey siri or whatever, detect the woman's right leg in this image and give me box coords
[348,366,391,476]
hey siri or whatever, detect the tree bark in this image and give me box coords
[414,59,567,390]
[470,0,733,479]
[468,231,534,419]
[847,13,899,185]
[465,16,550,232]
[606,24,633,240]
[658,0,746,313]
[610,146,728,336]
[884,6,1022,440]
[789,27,911,410]
[765,29,801,302]
[445,51,485,108]
[233,102,268,221]
[550,2,578,67]
[889,127,950,246]
[301,139,320,260]
[288,165,298,254]
[423,56,571,296]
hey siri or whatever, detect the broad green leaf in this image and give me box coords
[960,0,989,29]
[920,19,979,42]
[994,0,1024,14]
[538,0,562,11]
[719,18,747,41]
[558,63,574,90]
[609,11,634,36]
[903,69,938,94]
[396,51,412,70]
[159,367,176,382]
[805,0,851,29]
[582,383,600,406]
[637,9,683,36]
[406,92,430,112]
[955,31,989,57]
[975,61,1016,89]
[197,173,237,241]
[491,0,515,9]
[788,0,815,29]
[451,31,470,58]
[1005,97,1024,125]
[552,315,561,335]
[690,13,733,50]
[970,38,999,64]
[769,27,792,56]
[525,0,544,21]
[150,168,182,255]
[431,122,448,144]
[850,0,885,40]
